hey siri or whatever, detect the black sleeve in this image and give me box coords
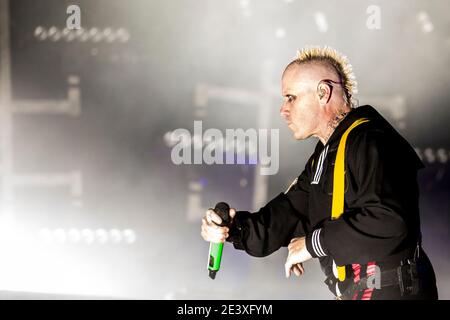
[313,129,418,265]
[227,163,312,257]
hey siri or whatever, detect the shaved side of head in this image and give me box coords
[283,46,357,106]
[283,60,341,84]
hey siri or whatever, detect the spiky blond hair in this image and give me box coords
[289,46,357,105]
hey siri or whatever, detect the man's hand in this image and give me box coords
[285,237,312,278]
[201,208,236,243]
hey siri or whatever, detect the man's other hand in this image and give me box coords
[285,236,312,278]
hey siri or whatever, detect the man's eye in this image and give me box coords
[287,95,295,102]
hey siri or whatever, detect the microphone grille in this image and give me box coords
[214,202,230,226]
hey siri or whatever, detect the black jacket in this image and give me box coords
[227,105,427,292]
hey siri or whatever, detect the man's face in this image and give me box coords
[280,65,321,140]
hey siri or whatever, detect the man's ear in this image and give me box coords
[317,81,332,105]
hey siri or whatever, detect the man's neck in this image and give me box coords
[319,106,351,145]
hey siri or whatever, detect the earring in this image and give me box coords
[319,91,325,99]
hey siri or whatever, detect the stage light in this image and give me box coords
[116,28,130,42]
[422,23,433,33]
[275,28,286,39]
[239,0,250,9]
[417,12,434,33]
[34,26,44,37]
[109,229,122,244]
[36,228,140,245]
[81,228,95,245]
[66,30,76,42]
[47,26,57,37]
[424,148,436,163]
[51,30,61,42]
[95,229,109,244]
[189,181,203,192]
[53,228,67,244]
[103,28,115,43]
[123,229,137,244]
[89,27,99,37]
[36,27,48,41]
[314,12,328,33]
[103,28,112,37]
[437,148,448,164]
[93,33,103,43]
[80,31,90,42]
[239,0,252,18]
[33,26,129,43]
[163,131,175,147]
[67,228,81,243]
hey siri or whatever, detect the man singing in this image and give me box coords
[200,46,438,300]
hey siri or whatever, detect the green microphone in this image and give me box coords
[208,202,231,279]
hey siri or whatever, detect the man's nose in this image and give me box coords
[280,104,289,120]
